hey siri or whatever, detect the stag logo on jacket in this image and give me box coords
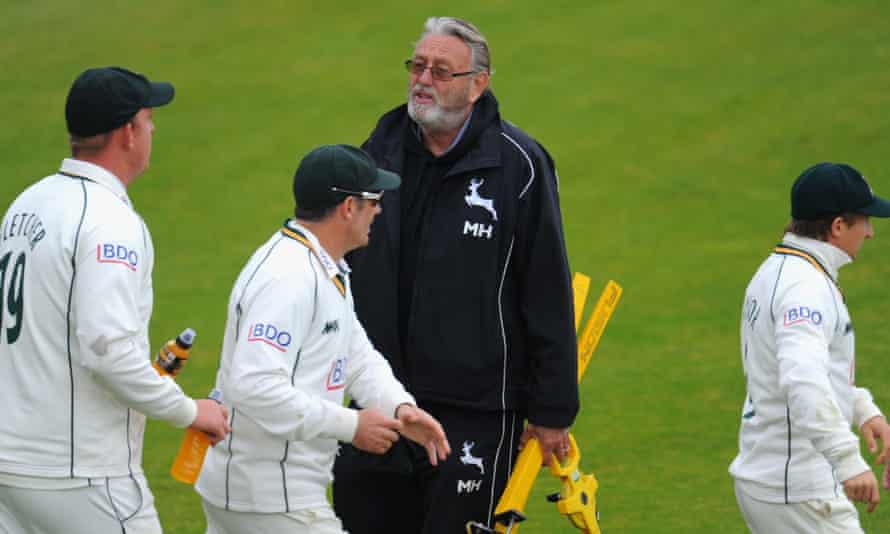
[96,243,138,271]
[247,323,292,352]
[459,441,485,475]
[783,306,822,327]
[327,357,347,390]
[465,178,497,221]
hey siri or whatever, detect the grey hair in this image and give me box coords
[419,17,491,74]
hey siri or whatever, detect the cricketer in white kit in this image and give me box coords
[0,67,230,534]
[730,162,890,534]
[196,144,450,534]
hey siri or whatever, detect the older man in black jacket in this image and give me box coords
[333,17,579,534]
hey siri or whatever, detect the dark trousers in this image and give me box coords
[333,404,522,534]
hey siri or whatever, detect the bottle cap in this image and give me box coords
[177,328,196,348]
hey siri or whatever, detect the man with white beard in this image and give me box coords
[333,16,579,534]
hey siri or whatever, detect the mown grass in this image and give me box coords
[3,1,890,532]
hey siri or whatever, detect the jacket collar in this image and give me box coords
[376,91,504,175]
[59,158,131,208]
[780,232,852,281]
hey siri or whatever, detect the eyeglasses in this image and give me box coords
[404,59,476,81]
[331,186,384,204]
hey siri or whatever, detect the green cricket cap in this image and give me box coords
[65,66,174,137]
[791,162,890,220]
[292,144,401,210]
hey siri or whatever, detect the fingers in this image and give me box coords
[425,443,439,466]
[875,428,890,465]
[864,427,878,454]
[354,408,403,455]
[843,472,880,512]
[867,484,880,513]
[518,429,532,449]
[883,464,890,490]
[539,442,555,466]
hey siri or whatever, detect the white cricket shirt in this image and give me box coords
[729,233,882,503]
[0,159,197,484]
[196,221,414,513]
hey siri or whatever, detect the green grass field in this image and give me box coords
[3,1,890,532]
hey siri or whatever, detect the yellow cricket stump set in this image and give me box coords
[466,274,622,533]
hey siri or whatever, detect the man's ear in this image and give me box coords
[117,121,135,150]
[828,215,848,239]
[338,196,356,220]
[468,71,490,104]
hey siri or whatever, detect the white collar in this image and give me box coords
[285,220,351,278]
[59,158,131,208]
[781,233,852,281]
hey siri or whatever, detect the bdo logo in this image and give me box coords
[783,306,822,327]
[97,243,138,271]
[248,323,292,352]
[327,357,347,390]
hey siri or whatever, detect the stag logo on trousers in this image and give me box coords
[96,243,138,271]
[465,178,498,221]
[247,323,292,352]
[460,441,485,475]
[327,357,347,390]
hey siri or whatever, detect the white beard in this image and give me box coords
[407,84,470,134]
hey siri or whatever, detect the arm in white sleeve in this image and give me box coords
[224,273,358,443]
[775,282,868,482]
[73,219,196,428]
[345,311,414,418]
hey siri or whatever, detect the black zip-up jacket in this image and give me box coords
[348,91,578,428]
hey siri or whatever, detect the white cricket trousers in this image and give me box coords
[735,480,864,534]
[0,474,161,534]
[202,500,347,534]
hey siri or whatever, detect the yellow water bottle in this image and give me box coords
[152,328,196,377]
[170,388,223,484]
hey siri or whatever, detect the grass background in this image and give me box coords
[3,1,890,532]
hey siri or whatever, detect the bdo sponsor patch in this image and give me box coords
[326,357,347,390]
[96,243,138,271]
[247,323,292,352]
[783,306,822,327]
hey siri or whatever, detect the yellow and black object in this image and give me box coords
[466,275,621,534]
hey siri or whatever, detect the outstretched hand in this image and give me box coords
[395,404,451,465]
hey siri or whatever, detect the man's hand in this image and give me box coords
[353,408,402,455]
[843,470,880,512]
[191,398,230,445]
[861,415,890,466]
[395,404,451,466]
[519,423,570,466]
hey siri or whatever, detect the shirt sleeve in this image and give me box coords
[73,214,196,428]
[223,271,359,443]
[514,143,579,428]
[774,280,869,482]
[852,386,883,429]
[344,311,414,418]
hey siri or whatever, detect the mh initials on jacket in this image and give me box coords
[463,178,497,240]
